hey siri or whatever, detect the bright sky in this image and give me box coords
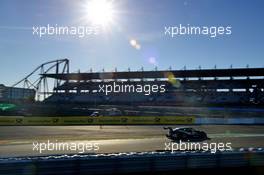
[0,0,264,85]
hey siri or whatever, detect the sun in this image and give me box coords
[85,0,115,27]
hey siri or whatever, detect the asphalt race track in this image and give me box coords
[0,125,264,157]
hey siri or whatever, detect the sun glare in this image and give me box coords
[85,0,115,27]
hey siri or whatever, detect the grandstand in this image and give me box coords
[41,65,264,106]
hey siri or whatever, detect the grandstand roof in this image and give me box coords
[42,68,264,80]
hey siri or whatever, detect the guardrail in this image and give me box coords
[0,149,264,175]
[1,116,264,125]
[0,116,195,125]
[195,117,264,125]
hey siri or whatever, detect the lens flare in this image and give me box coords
[129,39,141,50]
[130,39,137,47]
[149,57,157,65]
[165,72,181,88]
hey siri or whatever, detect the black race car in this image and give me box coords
[164,127,210,142]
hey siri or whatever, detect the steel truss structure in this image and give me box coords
[12,59,69,101]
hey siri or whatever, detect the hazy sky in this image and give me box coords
[0,0,264,85]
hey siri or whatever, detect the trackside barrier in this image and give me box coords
[1,116,264,126]
[195,117,264,125]
[0,150,264,175]
[0,116,195,125]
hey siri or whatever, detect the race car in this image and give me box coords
[164,127,210,142]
